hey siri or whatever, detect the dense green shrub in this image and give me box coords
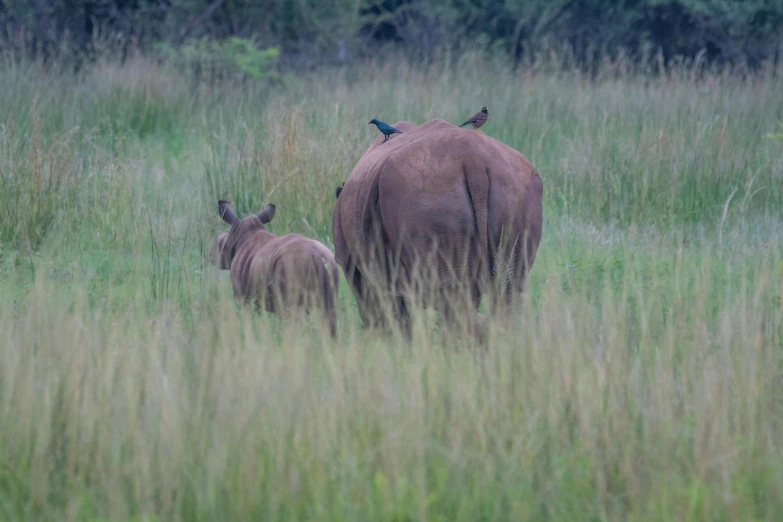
[1,0,780,68]
[155,37,280,82]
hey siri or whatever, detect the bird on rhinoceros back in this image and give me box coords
[369,118,403,142]
[331,117,543,343]
[458,106,488,133]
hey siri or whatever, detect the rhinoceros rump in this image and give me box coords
[331,118,543,339]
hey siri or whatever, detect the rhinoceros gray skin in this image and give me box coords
[331,118,543,340]
[212,200,340,338]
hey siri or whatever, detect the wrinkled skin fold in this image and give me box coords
[331,118,543,340]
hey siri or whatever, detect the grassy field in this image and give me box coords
[0,50,782,521]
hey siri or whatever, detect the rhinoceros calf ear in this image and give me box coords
[218,200,240,226]
[258,203,276,224]
[208,232,229,268]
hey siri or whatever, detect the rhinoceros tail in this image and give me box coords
[317,258,334,309]
[464,158,490,280]
[316,254,339,338]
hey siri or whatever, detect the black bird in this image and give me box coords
[459,106,489,133]
[335,184,343,199]
[369,119,403,142]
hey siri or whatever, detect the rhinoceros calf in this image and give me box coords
[211,200,340,338]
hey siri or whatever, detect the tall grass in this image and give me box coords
[1,231,781,521]
[0,103,80,249]
[0,51,782,521]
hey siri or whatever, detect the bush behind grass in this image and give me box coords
[2,50,781,248]
[0,51,782,521]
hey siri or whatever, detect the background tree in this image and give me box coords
[0,0,780,68]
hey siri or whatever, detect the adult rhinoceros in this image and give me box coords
[331,118,543,339]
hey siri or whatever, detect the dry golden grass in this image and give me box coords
[0,51,781,521]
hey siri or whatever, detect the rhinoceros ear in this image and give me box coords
[218,200,240,226]
[258,203,276,224]
[208,232,230,269]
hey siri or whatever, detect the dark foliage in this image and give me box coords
[0,0,780,68]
